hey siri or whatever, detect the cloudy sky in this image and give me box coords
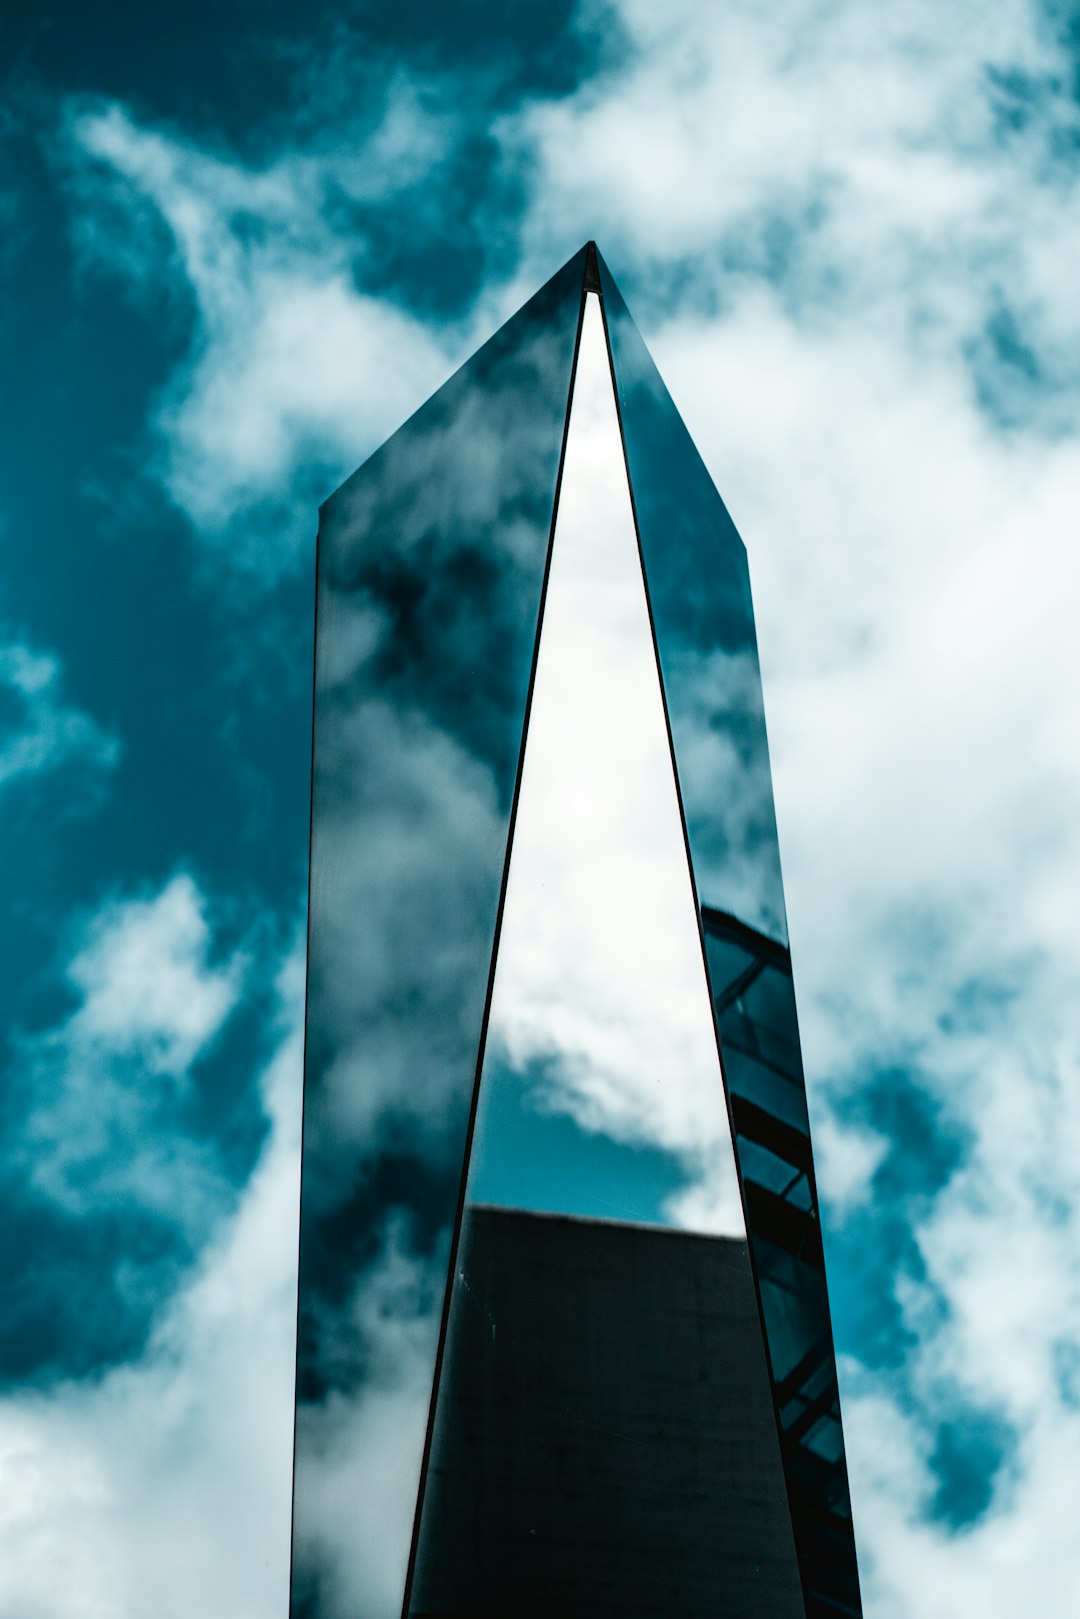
[3,1,1080,1615]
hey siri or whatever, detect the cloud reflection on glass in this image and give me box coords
[290,250,586,1619]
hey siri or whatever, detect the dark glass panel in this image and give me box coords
[290,249,585,1619]
[599,250,862,1619]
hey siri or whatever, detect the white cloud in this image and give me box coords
[63,98,460,572]
[510,0,1080,372]
[842,1368,1080,1618]
[0,933,303,1619]
[66,873,243,1074]
[19,873,245,1225]
[0,632,118,797]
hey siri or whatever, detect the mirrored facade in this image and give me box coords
[292,243,861,1619]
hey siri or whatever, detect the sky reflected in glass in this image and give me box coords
[468,293,743,1236]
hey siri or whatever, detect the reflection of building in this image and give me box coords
[290,243,862,1619]
[412,1205,805,1618]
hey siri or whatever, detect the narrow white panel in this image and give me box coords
[470,293,744,1236]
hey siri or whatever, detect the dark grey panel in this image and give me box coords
[598,249,861,1619]
[290,250,586,1619]
[412,1206,805,1619]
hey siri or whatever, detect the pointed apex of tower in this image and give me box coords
[583,239,601,293]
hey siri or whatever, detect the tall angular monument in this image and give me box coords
[290,244,862,1619]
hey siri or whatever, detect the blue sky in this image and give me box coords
[3,1,1080,1614]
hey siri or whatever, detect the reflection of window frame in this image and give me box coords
[702,904,857,1605]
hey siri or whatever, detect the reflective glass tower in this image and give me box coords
[290,243,862,1619]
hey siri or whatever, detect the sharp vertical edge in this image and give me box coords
[285,507,323,1619]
